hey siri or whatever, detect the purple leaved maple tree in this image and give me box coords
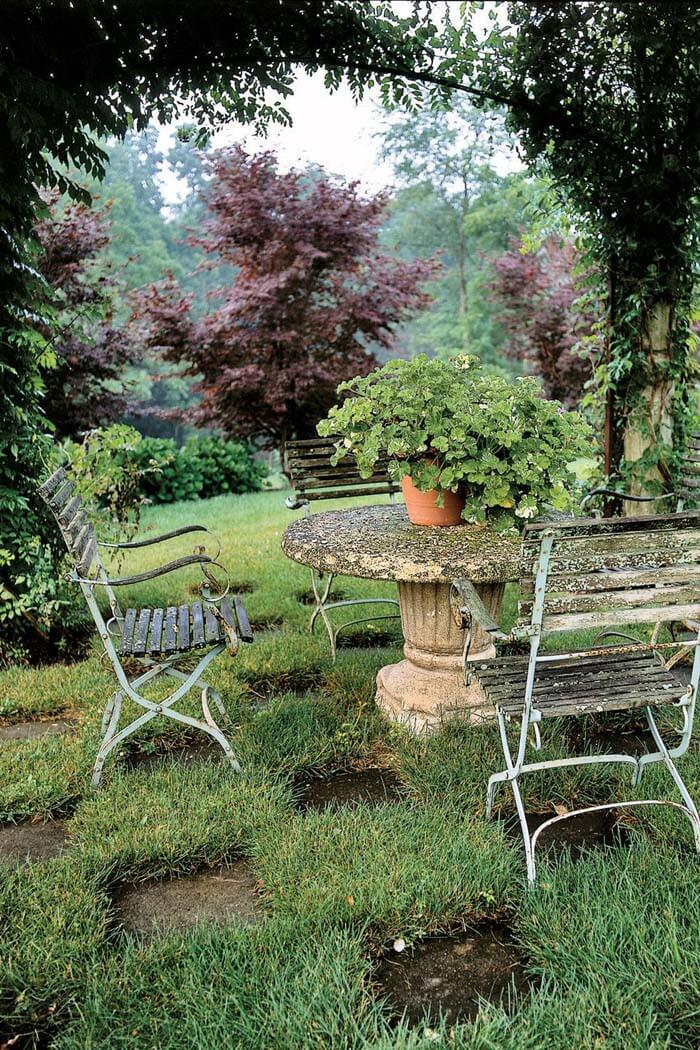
[35,195,134,438]
[135,146,438,462]
[489,236,598,407]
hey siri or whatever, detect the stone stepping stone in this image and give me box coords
[502,807,629,860]
[295,767,405,813]
[0,820,68,865]
[113,861,262,939]
[0,718,77,743]
[375,924,532,1027]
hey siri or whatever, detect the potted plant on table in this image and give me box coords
[317,355,592,529]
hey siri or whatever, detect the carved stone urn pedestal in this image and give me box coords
[281,504,519,735]
[376,580,505,734]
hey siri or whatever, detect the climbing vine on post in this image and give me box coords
[476,2,700,507]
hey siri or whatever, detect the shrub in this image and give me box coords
[133,436,267,505]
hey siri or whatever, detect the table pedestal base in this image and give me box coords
[375,579,504,734]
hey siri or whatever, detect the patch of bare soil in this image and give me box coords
[501,807,629,860]
[375,924,533,1027]
[0,718,78,743]
[113,861,262,939]
[0,820,68,865]
[294,767,405,813]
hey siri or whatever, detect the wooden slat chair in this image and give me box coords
[38,465,254,789]
[450,510,700,886]
[284,437,401,659]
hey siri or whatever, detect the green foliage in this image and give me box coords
[378,92,541,368]
[62,425,144,538]
[318,355,592,530]
[471,3,700,490]
[132,436,267,505]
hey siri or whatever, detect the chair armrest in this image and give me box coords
[450,579,506,638]
[580,488,674,512]
[285,494,309,511]
[74,553,218,586]
[98,525,212,551]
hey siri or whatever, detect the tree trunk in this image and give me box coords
[621,298,675,516]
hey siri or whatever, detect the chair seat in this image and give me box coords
[473,648,688,718]
[118,594,253,656]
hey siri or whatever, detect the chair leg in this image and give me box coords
[309,568,337,659]
[92,690,124,790]
[161,665,228,720]
[201,688,242,772]
[92,647,241,789]
[100,690,119,735]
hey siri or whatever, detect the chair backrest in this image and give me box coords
[38,466,100,578]
[517,510,700,636]
[284,438,400,509]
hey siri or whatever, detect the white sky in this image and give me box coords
[157,73,399,203]
[156,2,519,204]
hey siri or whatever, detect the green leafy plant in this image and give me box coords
[318,355,593,531]
[132,436,267,505]
[62,425,145,539]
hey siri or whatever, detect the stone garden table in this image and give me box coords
[282,505,520,733]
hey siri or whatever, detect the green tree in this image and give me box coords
[378,95,509,338]
[1,0,441,645]
[466,3,700,499]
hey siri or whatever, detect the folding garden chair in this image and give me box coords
[284,437,401,659]
[38,465,254,789]
[450,509,700,886]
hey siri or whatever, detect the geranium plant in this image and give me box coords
[317,355,593,531]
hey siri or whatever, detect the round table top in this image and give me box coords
[282,504,520,584]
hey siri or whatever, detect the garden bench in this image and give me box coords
[284,437,401,659]
[38,465,253,789]
[450,509,700,885]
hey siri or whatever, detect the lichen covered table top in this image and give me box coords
[282,505,520,584]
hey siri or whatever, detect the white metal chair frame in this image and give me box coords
[39,466,252,788]
[451,518,700,886]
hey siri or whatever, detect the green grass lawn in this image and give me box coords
[2,491,700,1047]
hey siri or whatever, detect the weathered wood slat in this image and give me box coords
[519,582,700,619]
[475,651,684,718]
[520,564,700,597]
[77,538,98,576]
[233,595,254,643]
[149,608,164,655]
[523,510,700,537]
[204,603,220,644]
[521,547,700,579]
[50,479,75,511]
[66,512,91,548]
[191,602,205,646]
[178,605,190,650]
[299,472,393,489]
[38,467,67,500]
[133,609,151,657]
[285,437,338,448]
[58,495,83,528]
[294,484,399,501]
[120,608,137,654]
[163,607,178,654]
[540,602,700,633]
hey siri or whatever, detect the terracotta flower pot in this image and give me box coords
[401,474,465,526]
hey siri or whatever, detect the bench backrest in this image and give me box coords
[680,431,700,508]
[284,438,400,508]
[517,510,700,636]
